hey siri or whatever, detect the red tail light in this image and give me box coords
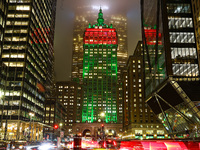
[113,141,117,146]
[103,142,106,148]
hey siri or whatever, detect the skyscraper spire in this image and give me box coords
[97,7,104,25]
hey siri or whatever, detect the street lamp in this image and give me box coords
[0,91,3,99]
[59,123,64,139]
[29,112,34,117]
[100,112,105,122]
[29,112,35,141]
[100,112,105,117]
[100,112,105,140]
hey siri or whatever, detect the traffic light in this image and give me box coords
[54,124,59,129]
[101,124,104,130]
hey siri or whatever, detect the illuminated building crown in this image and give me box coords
[88,8,113,28]
[97,7,104,25]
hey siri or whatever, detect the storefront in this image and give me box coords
[0,120,44,141]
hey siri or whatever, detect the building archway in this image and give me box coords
[82,129,92,137]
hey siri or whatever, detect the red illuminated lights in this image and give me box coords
[113,141,117,146]
[54,124,59,129]
[103,141,106,148]
[119,140,200,150]
[84,28,117,45]
[31,27,50,44]
[144,29,162,45]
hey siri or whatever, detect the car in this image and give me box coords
[38,141,57,150]
[99,140,118,149]
[11,141,27,150]
[25,141,41,150]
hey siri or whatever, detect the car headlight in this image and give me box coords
[39,143,52,150]
[19,145,23,149]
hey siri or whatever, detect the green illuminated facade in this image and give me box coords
[82,9,118,123]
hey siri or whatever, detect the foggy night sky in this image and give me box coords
[54,0,141,81]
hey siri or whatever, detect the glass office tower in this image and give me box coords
[0,0,6,53]
[0,0,57,140]
[82,9,118,123]
[191,0,200,66]
[141,0,200,136]
[0,0,7,96]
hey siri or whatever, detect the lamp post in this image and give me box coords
[59,123,63,139]
[29,112,34,141]
[100,112,105,119]
[100,112,105,140]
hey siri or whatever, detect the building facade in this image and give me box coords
[0,0,6,56]
[191,0,200,65]
[55,81,83,135]
[141,0,200,137]
[71,5,128,84]
[71,5,127,125]
[44,98,67,141]
[0,0,7,98]
[122,70,128,128]
[0,0,57,140]
[122,41,167,139]
[82,9,118,124]
[46,0,57,98]
[72,122,123,138]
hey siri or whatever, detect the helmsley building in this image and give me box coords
[72,8,123,137]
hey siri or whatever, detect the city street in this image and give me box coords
[1,138,200,150]
[0,0,200,149]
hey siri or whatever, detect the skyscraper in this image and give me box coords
[191,0,200,65]
[82,9,118,123]
[0,0,7,94]
[71,6,128,84]
[0,0,57,140]
[71,5,127,125]
[141,0,200,136]
[55,81,83,135]
[122,41,167,139]
[0,0,6,54]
